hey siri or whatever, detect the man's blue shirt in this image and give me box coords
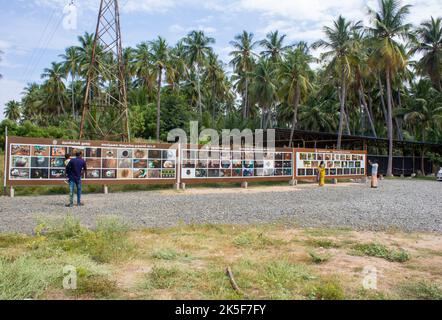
[67,157,87,183]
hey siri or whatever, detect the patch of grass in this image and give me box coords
[306,239,340,249]
[144,266,182,290]
[36,216,134,263]
[0,256,60,300]
[352,243,411,262]
[398,281,442,300]
[233,232,285,249]
[151,248,179,260]
[73,275,118,299]
[308,251,331,264]
[0,234,30,248]
[311,278,345,300]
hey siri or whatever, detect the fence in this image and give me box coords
[4,136,367,192]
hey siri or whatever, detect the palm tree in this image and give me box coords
[412,17,442,92]
[204,51,227,121]
[183,30,215,119]
[134,42,156,105]
[260,31,290,62]
[41,62,67,116]
[277,42,315,146]
[4,100,21,122]
[60,46,80,119]
[313,16,361,149]
[149,36,170,141]
[250,58,277,129]
[397,79,442,174]
[229,31,258,118]
[368,0,412,176]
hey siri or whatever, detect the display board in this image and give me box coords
[294,149,367,179]
[4,136,367,188]
[180,148,293,181]
[6,136,176,186]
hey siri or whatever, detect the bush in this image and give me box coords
[0,256,60,300]
[352,243,411,262]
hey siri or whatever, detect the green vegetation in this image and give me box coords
[309,251,332,264]
[352,243,411,262]
[0,219,440,300]
[1,0,441,177]
[398,281,442,300]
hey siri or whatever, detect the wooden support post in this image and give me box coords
[9,187,14,198]
[289,179,298,186]
[180,183,186,191]
[173,183,180,190]
[103,185,109,194]
[241,181,248,189]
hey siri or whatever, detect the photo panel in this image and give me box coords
[117,169,133,179]
[50,169,65,179]
[32,146,50,157]
[86,148,102,158]
[10,168,30,179]
[51,146,66,157]
[162,169,176,179]
[102,169,117,179]
[118,149,132,159]
[86,169,101,179]
[31,156,49,168]
[133,159,148,169]
[133,168,148,179]
[12,156,30,168]
[50,157,65,168]
[11,145,31,156]
[103,159,117,169]
[31,169,49,179]
[86,158,102,169]
[134,149,148,159]
[103,148,117,159]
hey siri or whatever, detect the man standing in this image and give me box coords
[66,151,87,207]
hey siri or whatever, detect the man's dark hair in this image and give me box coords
[65,153,71,160]
[75,151,82,157]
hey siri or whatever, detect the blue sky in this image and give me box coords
[1,0,441,119]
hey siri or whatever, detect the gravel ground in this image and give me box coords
[0,179,441,234]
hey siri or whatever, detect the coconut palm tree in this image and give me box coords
[133,42,156,105]
[397,79,442,174]
[204,51,228,121]
[368,0,412,176]
[60,46,80,118]
[149,36,170,141]
[4,100,21,122]
[41,62,68,116]
[250,58,277,129]
[277,42,315,146]
[229,31,258,118]
[183,30,215,118]
[313,16,362,149]
[412,17,442,92]
[260,31,290,62]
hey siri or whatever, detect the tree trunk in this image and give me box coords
[289,82,301,147]
[243,77,248,119]
[378,76,389,125]
[156,66,162,142]
[72,74,75,119]
[196,63,202,120]
[385,68,394,177]
[337,67,346,149]
[358,83,377,137]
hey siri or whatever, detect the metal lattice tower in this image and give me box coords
[79,0,130,141]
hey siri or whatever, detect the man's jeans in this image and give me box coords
[69,179,82,206]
